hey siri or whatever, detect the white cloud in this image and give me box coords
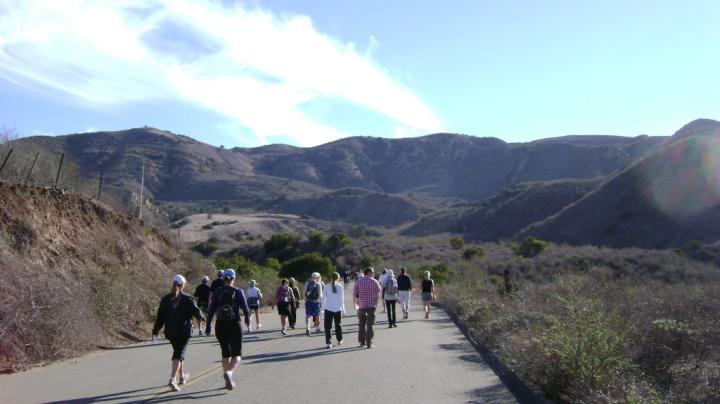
[0,0,443,146]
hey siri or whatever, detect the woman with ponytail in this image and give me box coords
[321,272,345,349]
[152,275,204,392]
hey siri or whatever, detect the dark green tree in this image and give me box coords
[450,236,465,250]
[279,253,336,281]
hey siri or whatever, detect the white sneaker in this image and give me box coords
[338,340,343,345]
[248,325,252,333]
[168,379,180,391]
[179,373,189,385]
[326,343,332,349]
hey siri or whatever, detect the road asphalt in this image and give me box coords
[1,283,518,403]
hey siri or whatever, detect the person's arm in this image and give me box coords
[339,284,346,315]
[353,282,358,309]
[152,297,166,337]
[190,295,205,322]
[238,289,251,327]
[321,284,327,309]
[375,280,381,307]
[205,290,217,335]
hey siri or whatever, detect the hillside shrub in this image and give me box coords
[263,232,302,261]
[279,253,335,281]
[462,247,485,261]
[450,236,465,250]
[192,237,218,256]
[514,236,549,258]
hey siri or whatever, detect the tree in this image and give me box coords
[279,253,335,281]
[263,233,302,261]
[463,247,486,261]
[360,254,380,269]
[323,233,352,256]
[514,236,550,258]
[450,236,465,250]
[307,230,326,251]
[0,126,19,144]
[419,262,452,284]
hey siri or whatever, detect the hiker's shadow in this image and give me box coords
[245,346,364,364]
[143,387,227,403]
[44,386,167,403]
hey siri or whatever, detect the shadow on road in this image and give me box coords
[43,386,165,403]
[143,387,227,403]
[466,383,518,404]
[245,345,364,365]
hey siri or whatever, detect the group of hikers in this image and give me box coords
[151,266,437,392]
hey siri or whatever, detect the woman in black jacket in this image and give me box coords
[152,274,204,392]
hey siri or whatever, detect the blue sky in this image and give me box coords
[1,0,719,147]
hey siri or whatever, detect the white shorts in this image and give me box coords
[398,291,411,307]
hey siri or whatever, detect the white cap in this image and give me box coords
[172,274,186,285]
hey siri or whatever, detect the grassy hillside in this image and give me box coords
[0,182,210,371]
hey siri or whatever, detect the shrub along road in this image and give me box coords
[1,284,517,403]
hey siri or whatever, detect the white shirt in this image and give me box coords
[379,272,389,286]
[322,282,345,314]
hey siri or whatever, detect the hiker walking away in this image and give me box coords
[193,276,211,336]
[288,278,300,329]
[210,269,224,292]
[354,267,381,349]
[152,275,204,392]
[303,272,323,336]
[421,271,436,320]
[322,272,346,348]
[205,269,250,391]
[397,267,412,320]
[274,278,296,335]
[245,280,263,332]
[378,268,389,313]
[383,269,399,328]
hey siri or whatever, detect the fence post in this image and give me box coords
[0,148,13,178]
[96,172,104,200]
[54,152,64,190]
[24,152,39,185]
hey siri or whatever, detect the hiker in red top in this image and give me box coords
[353,267,381,349]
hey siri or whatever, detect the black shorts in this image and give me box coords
[198,302,208,316]
[215,321,243,358]
[168,336,190,361]
[277,301,291,316]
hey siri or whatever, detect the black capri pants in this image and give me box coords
[215,321,243,358]
[168,336,190,361]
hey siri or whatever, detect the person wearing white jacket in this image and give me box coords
[322,272,346,349]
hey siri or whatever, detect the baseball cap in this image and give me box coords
[222,268,236,279]
[172,274,186,285]
[201,276,209,283]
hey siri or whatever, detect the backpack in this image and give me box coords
[217,288,235,322]
[305,281,319,300]
[386,278,398,295]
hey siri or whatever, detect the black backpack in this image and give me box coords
[217,288,235,322]
[305,281,319,300]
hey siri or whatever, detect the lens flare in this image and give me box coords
[642,133,720,219]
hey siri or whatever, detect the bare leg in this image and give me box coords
[221,357,230,372]
[170,359,181,380]
[254,310,261,328]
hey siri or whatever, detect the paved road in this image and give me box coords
[1,284,517,403]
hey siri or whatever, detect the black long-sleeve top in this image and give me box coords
[397,274,412,291]
[206,285,250,327]
[152,292,204,338]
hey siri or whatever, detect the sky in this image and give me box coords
[0,0,719,147]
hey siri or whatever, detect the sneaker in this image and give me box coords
[281,329,287,336]
[290,325,295,329]
[359,342,365,347]
[223,372,235,390]
[393,324,398,328]
[305,328,311,336]
[257,324,262,330]
[248,325,253,333]
[179,373,189,385]
[198,329,203,336]
[338,340,343,345]
[388,324,393,328]
[367,343,374,349]
[168,379,180,392]
[326,343,332,349]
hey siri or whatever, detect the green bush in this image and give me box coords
[360,254,380,268]
[263,233,302,261]
[463,247,485,261]
[514,236,549,258]
[279,253,336,281]
[450,236,465,250]
[192,238,218,256]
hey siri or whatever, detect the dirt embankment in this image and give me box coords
[0,182,207,372]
